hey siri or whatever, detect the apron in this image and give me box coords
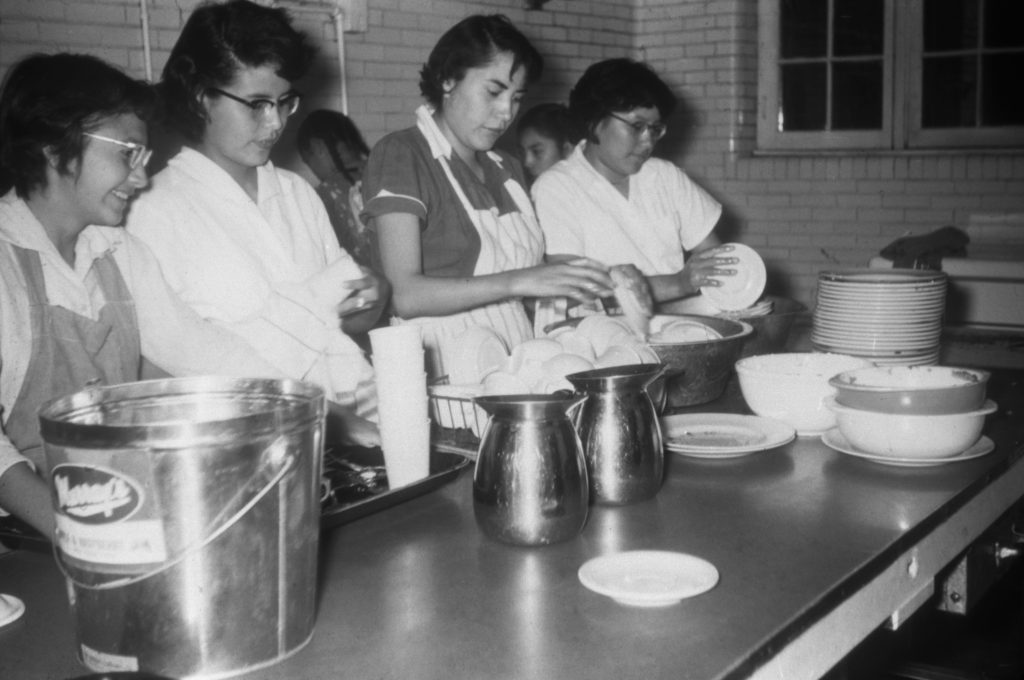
[393,108,545,379]
[6,247,141,471]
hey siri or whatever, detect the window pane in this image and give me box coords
[781,63,827,130]
[781,0,828,58]
[834,0,884,56]
[832,61,884,129]
[981,53,1024,125]
[985,0,1024,48]
[924,0,979,52]
[922,55,977,127]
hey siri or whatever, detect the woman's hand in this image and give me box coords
[338,266,389,333]
[681,244,739,295]
[510,257,615,303]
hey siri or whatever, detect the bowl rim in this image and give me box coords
[827,366,991,393]
[735,351,873,374]
[647,316,754,346]
[824,395,997,418]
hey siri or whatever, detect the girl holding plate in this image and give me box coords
[532,58,739,306]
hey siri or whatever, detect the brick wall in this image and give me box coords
[3,0,1022,308]
[638,0,1024,307]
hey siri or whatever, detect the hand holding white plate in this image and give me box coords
[578,551,719,607]
[701,243,767,312]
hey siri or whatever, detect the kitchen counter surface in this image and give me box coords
[2,368,1023,680]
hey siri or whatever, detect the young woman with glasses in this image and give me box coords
[532,58,737,304]
[0,53,284,538]
[126,0,381,444]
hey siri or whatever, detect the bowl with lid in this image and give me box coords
[828,365,990,415]
[735,352,875,435]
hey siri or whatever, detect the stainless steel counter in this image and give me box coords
[2,368,1023,680]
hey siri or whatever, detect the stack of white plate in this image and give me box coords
[812,269,947,366]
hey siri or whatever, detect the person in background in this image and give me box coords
[126,0,380,443]
[361,14,613,377]
[296,109,373,266]
[0,53,284,539]
[516,102,575,183]
[531,58,736,305]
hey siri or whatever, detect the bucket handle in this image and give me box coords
[54,435,297,591]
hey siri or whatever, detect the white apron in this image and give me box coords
[393,107,544,379]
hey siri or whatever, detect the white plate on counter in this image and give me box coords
[821,429,995,467]
[578,550,719,607]
[0,593,25,628]
[661,413,796,458]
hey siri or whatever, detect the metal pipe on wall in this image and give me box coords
[282,4,349,115]
[139,0,153,81]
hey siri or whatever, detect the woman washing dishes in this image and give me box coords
[531,58,737,305]
[362,14,613,377]
[127,0,381,442]
[0,53,283,539]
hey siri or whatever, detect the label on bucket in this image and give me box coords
[50,458,168,565]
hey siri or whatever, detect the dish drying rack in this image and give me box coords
[428,378,485,456]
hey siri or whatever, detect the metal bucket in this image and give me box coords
[39,376,326,679]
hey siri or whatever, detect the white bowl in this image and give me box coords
[735,352,875,435]
[825,396,997,458]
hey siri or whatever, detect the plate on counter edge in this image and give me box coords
[821,429,995,467]
[660,413,796,458]
[578,551,719,607]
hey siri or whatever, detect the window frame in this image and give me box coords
[757,0,1024,152]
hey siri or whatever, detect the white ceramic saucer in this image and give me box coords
[702,243,767,311]
[0,593,25,628]
[578,551,719,607]
[661,413,796,458]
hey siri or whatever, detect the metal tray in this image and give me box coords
[320,444,471,530]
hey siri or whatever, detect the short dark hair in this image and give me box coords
[568,58,676,143]
[160,0,314,144]
[0,52,157,197]
[296,109,369,182]
[296,109,369,158]
[517,102,577,148]
[419,14,543,109]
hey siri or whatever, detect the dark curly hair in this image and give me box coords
[296,109,369,184]
[517,102,577,147]
[160,0,314,144]
[568,58,676,143]
[0,53,157,197]
[419,14,543,109]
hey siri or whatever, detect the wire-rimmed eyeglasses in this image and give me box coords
[207,87,302,119]
[83,133,153,170]
[607,112,667,141]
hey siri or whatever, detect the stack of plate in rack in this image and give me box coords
[812,269,947,366]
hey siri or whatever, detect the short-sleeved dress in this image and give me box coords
[362,105,545,377]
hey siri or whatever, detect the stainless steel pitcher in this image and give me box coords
[566,364,665,505]
[472,394,589,546]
